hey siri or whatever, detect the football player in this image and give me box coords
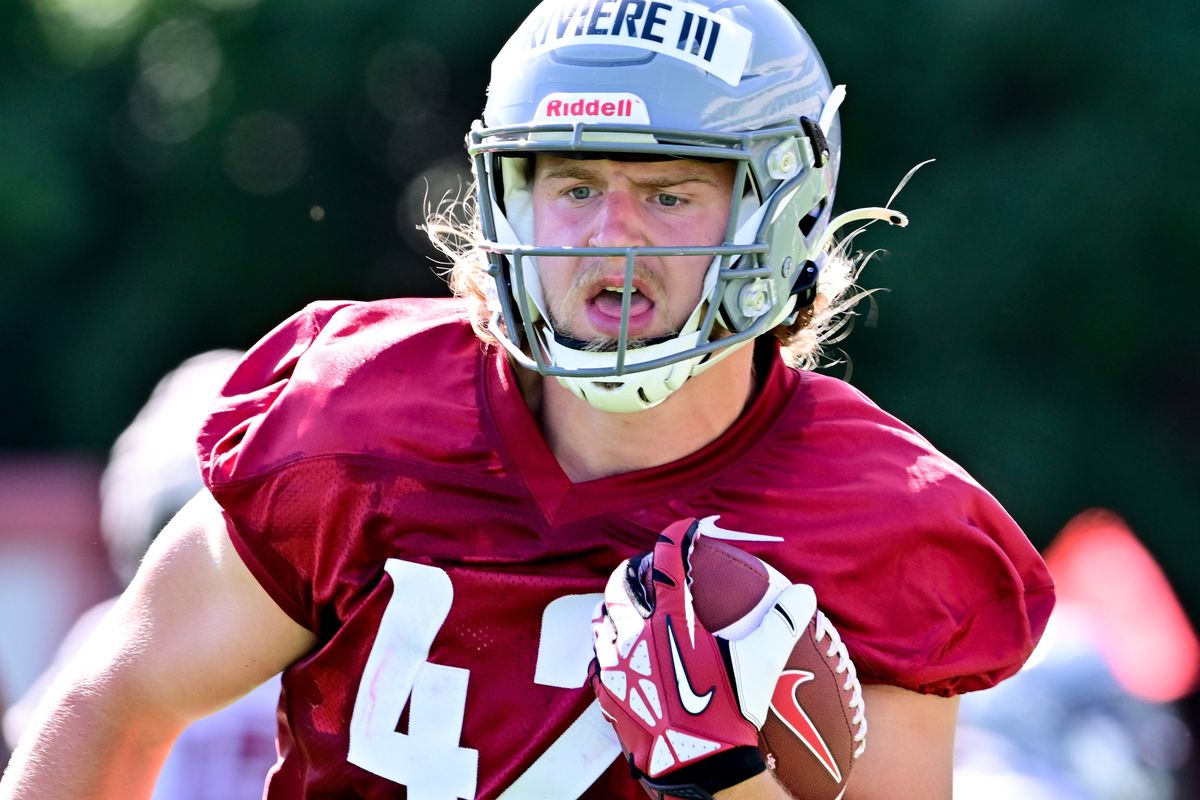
[0,1,1053,799]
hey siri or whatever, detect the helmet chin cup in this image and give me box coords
[471,0,853,412]
[548,329,756,413]
[548,331,704,413]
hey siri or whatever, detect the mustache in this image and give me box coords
[541,258,678,349]
[557,259,663,303]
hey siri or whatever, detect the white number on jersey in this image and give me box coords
[348,559,620,799]
[348,559,479,800]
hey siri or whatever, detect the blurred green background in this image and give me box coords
[1,0,1197,614]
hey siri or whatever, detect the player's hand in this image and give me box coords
[590,518,817,800]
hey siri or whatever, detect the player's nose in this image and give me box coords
[587,191,648,249]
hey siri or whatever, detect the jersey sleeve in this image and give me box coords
[883,503,1056,697]
[799,502,1055,698]
[197,300,357,630]
[725,368,1056,697]
[821,376,1055,696]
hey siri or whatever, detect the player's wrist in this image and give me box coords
[635,745,766,800]
[713,769,795,799]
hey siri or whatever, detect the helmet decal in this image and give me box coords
[534,93,651,125]
[509,0,754,87]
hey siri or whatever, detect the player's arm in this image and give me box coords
[841,684,959,800]
[715,771,794,799]
[713,687,956,800]
[0,490,317,800]
[714,688,957,800]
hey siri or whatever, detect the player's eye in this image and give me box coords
[656,193,682,207]
[568,186,593,201]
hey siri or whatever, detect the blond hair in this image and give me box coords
[424,180,881,372]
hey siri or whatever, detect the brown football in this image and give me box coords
[688,534,863,800]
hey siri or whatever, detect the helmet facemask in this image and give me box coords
[471,114,837,413]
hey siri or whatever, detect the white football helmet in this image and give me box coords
[99,349,242,583]
[469,0,902,412]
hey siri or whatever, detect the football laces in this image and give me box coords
[814,610,867,757]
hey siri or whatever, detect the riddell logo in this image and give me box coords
[544,97,635,118]
[534,92,650,124]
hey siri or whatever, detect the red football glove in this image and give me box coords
[591,518,816,800]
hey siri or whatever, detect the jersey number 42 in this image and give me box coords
[347,558,617,800]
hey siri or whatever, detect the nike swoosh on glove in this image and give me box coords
[591,518,817,800]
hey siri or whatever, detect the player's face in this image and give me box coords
[530,155,736,346]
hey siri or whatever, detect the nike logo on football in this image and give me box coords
[771,670,842,783]
[666,617,714,714]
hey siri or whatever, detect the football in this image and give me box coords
[688,532,864,800]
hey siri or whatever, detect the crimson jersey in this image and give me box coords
[198,298,1053,799]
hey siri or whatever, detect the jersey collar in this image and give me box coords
[484,340,799,526]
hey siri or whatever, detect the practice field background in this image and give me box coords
[1,0,1197,725]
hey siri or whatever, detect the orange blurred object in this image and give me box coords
[1044,509,1200,703]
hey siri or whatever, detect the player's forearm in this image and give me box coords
[0,681,178,799]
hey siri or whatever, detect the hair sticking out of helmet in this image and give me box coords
[99,350,243,584]
[461,0,907,413]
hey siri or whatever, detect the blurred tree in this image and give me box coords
[2,0,1197,615]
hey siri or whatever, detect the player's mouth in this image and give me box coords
[586,281,656,338]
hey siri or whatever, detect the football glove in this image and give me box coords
[591,518,817,800]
